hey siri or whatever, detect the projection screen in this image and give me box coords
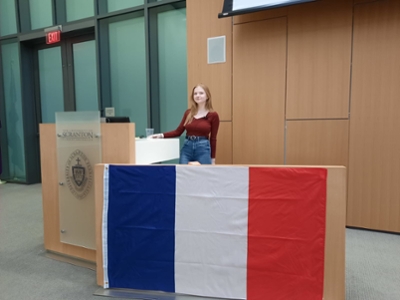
[219,0,316,18]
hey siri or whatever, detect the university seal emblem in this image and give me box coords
[65,149,93,200]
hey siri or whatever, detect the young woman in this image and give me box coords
[151,84,220,164]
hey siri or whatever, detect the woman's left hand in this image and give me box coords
[148,133,164,139]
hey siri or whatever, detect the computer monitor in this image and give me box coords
[105,116,130,123]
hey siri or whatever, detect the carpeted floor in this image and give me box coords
[345,228,400,300]
[0,183,399,300]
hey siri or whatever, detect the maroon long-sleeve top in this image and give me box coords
[163,109,220,159]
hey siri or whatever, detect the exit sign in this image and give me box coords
[46,30,61,44]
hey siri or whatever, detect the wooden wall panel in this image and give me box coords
[286,0,352,119]
[347,0,400,232]
[233,18,286,164]
[217,121,232,164]
[186,0,232,122]
[233,7,287,24]
[189,0,400,233]
[286,120,349,167]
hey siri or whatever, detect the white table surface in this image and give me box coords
[135,138,180,164]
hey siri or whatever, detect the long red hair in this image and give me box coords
[184,84,214,125]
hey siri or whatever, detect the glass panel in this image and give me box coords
[0,0,17,36]
[1,42,26,181]
[38,47,64,123]
[66,0,94,22]
[29,0,53,30]
[107,0,143,13]
[158,7,187,160]
[73,40,99,111]
[109,16,147,136]
[56,111,101,249]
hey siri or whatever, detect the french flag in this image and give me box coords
[102,165,327,300]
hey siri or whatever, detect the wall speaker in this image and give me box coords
[207,36,226,64]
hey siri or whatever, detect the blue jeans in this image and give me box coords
[179,137,212,165]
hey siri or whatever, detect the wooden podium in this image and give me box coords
[40,123,180,262]
[40,123,137,262]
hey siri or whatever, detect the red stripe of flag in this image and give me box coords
[247,167,327,300]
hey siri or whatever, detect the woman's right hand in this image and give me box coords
[148,133,164,139]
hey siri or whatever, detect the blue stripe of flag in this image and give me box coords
[107,165,176,292]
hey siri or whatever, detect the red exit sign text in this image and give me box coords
[46,30,61,44]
